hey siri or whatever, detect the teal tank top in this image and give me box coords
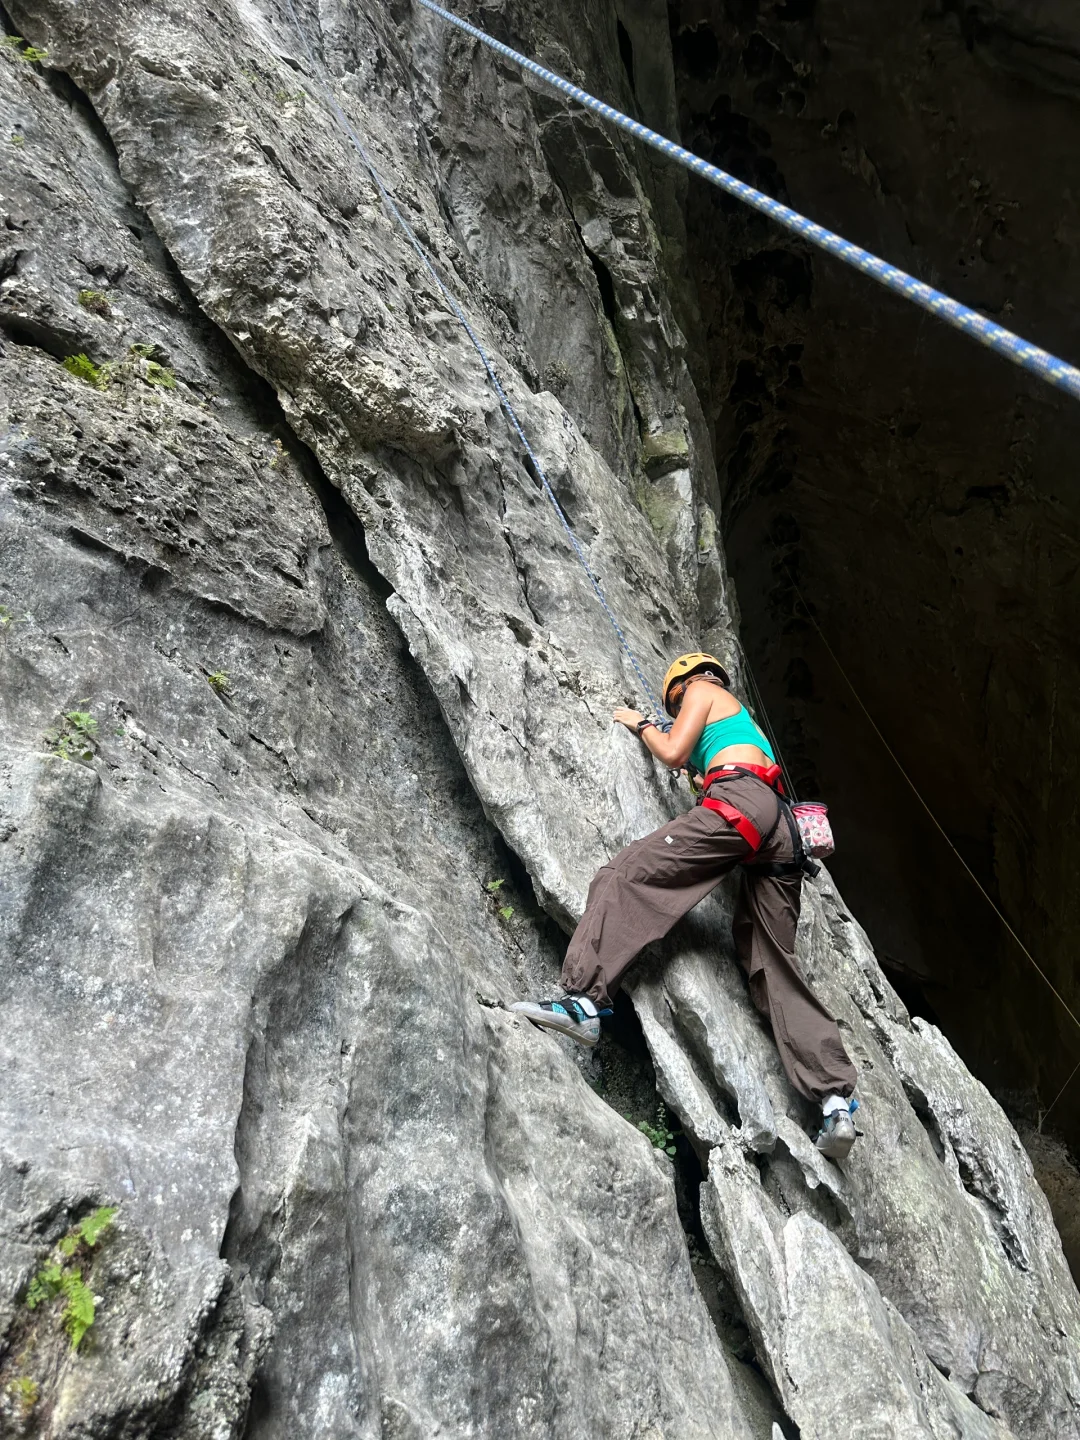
[689,705,775,775]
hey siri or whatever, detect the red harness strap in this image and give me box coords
[699,762,785,853]
[701,794,763,850]
[703,761,786,795]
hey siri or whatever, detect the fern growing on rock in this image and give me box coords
[62,352,111,390]
[24,1206,117,1351]
[44,703,99,761]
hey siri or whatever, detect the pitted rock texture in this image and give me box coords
[0,3,1078,1439]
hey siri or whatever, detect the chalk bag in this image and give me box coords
[792,802,835,859]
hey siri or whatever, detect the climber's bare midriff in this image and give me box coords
[707,742,773,770]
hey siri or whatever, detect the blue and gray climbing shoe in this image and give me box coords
[511,994,602,1047]
[815,1096,859,1160]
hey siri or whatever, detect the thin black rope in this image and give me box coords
[740,649,797,800]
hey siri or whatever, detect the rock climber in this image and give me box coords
[513,652,860,1159]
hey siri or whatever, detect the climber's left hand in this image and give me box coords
[614,708,645,731]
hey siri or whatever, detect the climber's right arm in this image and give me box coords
[613,684,712,768]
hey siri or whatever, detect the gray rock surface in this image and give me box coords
[0,2,1078,1438]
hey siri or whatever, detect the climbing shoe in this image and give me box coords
[511,994,602,1047]
[814,1098,859,1160]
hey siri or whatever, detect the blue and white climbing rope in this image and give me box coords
[416,0,1080,404]
[281,0,664,714]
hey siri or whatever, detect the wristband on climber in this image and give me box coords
[635,718,656,737]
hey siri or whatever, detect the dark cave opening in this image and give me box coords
[667,0,1080,1169]
[616,15,637,93]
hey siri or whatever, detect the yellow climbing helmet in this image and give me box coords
[662,651,731,715]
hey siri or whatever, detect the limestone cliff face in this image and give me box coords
[0,3,1077,1438]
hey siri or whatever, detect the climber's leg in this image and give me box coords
[513,804,750,1045]
[555,806,749,1008]
[732,867,857,1105]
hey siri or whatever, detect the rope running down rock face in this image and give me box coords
[416,0,1080,405]
[281,0,664,715]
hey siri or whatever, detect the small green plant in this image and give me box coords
[0,605,29,631]
[635,1104,679,1157]
[6,1375,38,1416]
[25,1261,63,1309]
[31,1270,96,1348]
[78,288,112,318]
[63,1206,119,1253]
[485,878,514,922]
[2,35,48,63]
[25,1206,116,1351]
[25,1261,95,1348]
[207,669,229,695]
[9,132,24,146]
[269,437,285,469]
[273,87,305,107]
[128,344,175,389]
[144,361,175,389]
[62,1274,96,1349]
[62,352,111,390]
[44,702,99,761]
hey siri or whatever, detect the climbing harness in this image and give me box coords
[416,0,1080,404]
[699,762,821,880]
[281,0,662,714]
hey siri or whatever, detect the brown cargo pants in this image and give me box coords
[560,774,856,1103]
